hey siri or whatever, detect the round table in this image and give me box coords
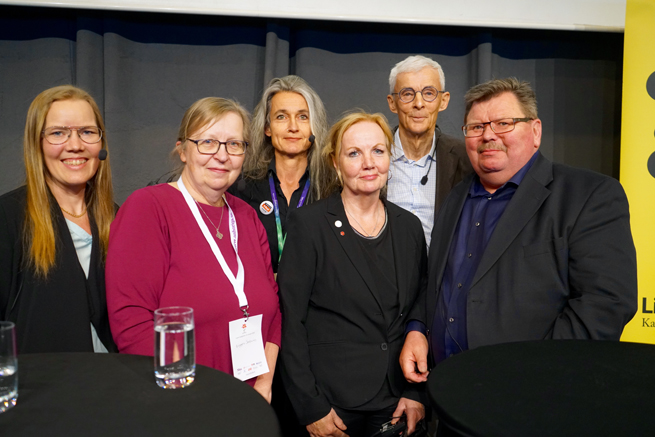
[428,340,655,437]
[0,353,282,436]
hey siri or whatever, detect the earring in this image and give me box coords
[387,168,393,181]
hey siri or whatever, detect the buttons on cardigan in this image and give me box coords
[381,343,388,351]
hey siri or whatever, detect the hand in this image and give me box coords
[391,397,425,435]
[252,378,272,404]
[306,408,349,437]
[399,331,429,383]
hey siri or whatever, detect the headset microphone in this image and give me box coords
[98,150,108,161]
[308,134,315,144]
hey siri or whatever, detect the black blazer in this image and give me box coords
[420,154,637,363]
[278,194,427,426]
[431,130,473,216]
[0,186,116,353]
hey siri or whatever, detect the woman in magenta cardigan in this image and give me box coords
[106,97,280,402]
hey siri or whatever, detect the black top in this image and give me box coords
[0,186,116,353]
[354,212,399,329]
[229,159,311,273]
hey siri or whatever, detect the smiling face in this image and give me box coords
[335,121,390,198]
[465,92,542,192]
[42,99,101,196]
[387,67,450,140]
[265,91,312,159]
[179,111,245,204]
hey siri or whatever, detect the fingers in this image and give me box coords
[331,409,348,432]
[400,331,430,383]
[390,402,405,425]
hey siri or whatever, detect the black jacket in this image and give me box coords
[277,194,427,425]
[0,186,116,353]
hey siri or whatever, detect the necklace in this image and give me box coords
[60,205,87,218]
[343,200,380,237]
[196,196,225,239]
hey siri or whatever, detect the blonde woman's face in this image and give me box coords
[335,121,390,197]
[178,112,245,204]
[42,99,101,195]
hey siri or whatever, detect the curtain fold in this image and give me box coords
[0,5,624,203]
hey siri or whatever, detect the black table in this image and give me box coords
[428,340,655,437]
[0,353,282,436]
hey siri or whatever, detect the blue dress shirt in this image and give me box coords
[431,152,540,363]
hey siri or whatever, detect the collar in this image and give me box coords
[470,151,540,197]
[267,156,310,185]
[392,129,437,166]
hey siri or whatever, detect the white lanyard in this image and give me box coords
[177,177,249,316]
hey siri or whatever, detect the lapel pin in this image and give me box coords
[335,220,342,228]
[340,231,345,236]
[259,200,274,215]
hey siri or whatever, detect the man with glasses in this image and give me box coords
[400,78,637,382]
[387,55,471,247]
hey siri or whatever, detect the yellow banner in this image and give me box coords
[620,0,655,343]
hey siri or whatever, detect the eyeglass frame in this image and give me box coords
[391,86,446,103]
[186,138,248,156]
[41,126,103,145]
[462,117,534,138]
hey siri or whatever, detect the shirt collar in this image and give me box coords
[470,151,540,197]
[267,156,310,184]
[392,129,437,166]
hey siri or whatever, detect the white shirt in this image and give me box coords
[387,130,437,247]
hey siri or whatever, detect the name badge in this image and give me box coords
[229,314,269,381]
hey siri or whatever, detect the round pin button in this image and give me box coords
[259,200,274,215]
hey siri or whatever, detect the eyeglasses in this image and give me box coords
[42,126,103,145]
[187,139,248,156]
[391,86,445,103]
[462,118,533,137]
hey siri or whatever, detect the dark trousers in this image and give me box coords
[331,404,398,437]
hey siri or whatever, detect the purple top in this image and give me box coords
[106,184,281,385]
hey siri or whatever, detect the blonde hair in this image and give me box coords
[173,97,251,174]
[23,85,114,277]
[323,111,393,196]
[243,75,331,201]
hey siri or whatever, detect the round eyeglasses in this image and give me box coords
[391,86,445,103]
[187,139,248,156]
[462,118,533,137]
[42,126,103,145]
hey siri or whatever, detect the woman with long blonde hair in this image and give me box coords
[0,85,116,353]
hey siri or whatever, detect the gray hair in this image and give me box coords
[243,75,331,200]
[389,55,446,94]
[464,77,538,123]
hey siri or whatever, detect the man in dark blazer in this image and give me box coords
[386,55,471,247]
[400,78,638,382]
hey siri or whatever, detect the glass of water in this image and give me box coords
[0,321,17,413]
[154,307,195,389]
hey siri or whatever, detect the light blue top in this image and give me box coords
[387,129,437,247]
[65,218,108,353]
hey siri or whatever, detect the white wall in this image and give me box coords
[1,0,626,31]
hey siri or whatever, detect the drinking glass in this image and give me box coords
[0,321,17,413]
[154,307,195,389]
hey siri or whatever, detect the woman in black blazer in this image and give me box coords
[278,112,427,437]
[0,85,116,353]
